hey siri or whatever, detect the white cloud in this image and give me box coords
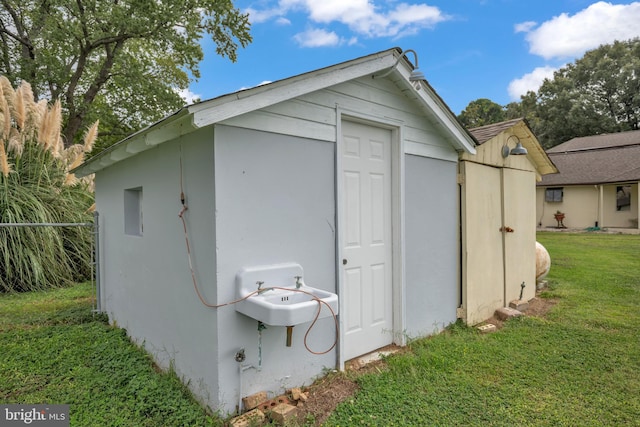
[508,66,558,100]
[245,7,283,24]
[293,28,343,47]
[514,21,536,33]
[238,80,273,91]
[523,1,640,60]
[248,0,449,41]
[176,87,201,105]
[275,17,291,25]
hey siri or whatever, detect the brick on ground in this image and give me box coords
[269,403,298,425]
[229,408,265,427]
[288,387,308,402]
[243,391,268,411]
[477,323,497,333]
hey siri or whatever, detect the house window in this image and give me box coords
[616,185,631,211]
[124,187,143,236]
[545,187,563,202]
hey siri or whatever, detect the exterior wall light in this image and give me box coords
[501,135,528,157]
[373,49,424,91]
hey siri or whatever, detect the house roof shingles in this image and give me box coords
[468,117,524,144]
[539,130,640,186]
[547,130,640,153]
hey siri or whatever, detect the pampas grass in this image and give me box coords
[0,77,97,292]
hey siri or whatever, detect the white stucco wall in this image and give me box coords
[213,125,337,413]
[95,126,221,407]
[404,155,459,337]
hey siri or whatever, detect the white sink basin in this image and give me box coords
[235,263,339,326]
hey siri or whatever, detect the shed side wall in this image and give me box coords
[404,155,459,336]
[213,125,336,414]
[95,127,219,408]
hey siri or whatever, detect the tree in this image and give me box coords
[521,38,640,148]
[0,0,251,149]
[0,77,96,292]
[458,98,506,128]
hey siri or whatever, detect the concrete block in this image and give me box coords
[243,391,268,410]
[509,299,529,311]
[229,408,265,427]
[269,403,298,425]
[477,323,497,334]
[495,306,523,321]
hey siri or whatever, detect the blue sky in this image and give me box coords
[184,1,640,115]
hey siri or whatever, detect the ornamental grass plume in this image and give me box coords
[64,120,98,187]
[0,77,97,292]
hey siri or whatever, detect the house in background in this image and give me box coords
[537,130,640,230]
[73,48,478,415]
[460,118,557,325]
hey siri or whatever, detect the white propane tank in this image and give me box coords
[536,241,551,281]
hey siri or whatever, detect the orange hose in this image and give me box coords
[179,211,338,354]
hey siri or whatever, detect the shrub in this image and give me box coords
[0,76,97,292]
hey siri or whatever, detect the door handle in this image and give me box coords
[500,226,514,233]
[342,259,348,265]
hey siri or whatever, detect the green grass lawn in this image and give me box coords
[0,284,222,426]
[1,232,639,426]
[324,232,640,426]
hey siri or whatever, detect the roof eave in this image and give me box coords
[74,47,477,176]
[72,108,194,177]
[74,49,404,177]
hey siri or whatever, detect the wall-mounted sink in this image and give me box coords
[235,263,339,326]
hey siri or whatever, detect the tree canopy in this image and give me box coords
[533,38,640,147]
[0,0,252,150]
[459,38,640,148]
[457,98,506,128]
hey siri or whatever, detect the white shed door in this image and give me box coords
[341,120,393,361]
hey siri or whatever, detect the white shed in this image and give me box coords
[74,47,476,414]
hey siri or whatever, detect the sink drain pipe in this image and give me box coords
[286,326,293,347]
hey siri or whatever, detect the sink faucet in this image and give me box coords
[256,281,271,294]
[295,276,305,289]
